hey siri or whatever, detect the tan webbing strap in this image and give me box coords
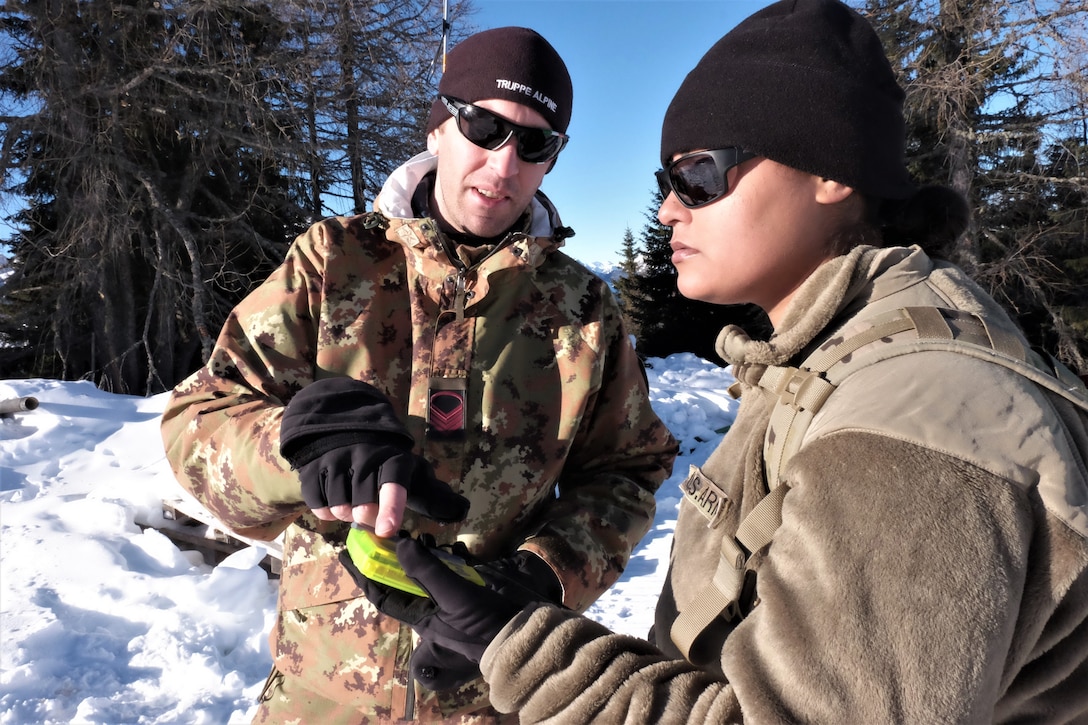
[764,386,813,492]
[818,308,1086,411]
[977,313,1028,361]
[903,306,953,339]
[670,534,747,659]
[904,306,1028,361]
[799,309,919,372]
[735,483,789,556]
[758,366,836,490]
[671,482,790,659]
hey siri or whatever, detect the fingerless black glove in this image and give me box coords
[280,378,469,523]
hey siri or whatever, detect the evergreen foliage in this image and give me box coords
[1,0,304,392]
[1,0,1085,389]
[614,226,643,340]
[0,0,467,393]
[863,0,1088,373]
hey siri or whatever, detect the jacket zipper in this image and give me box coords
[408,228,523,719]
[405,650,416,720]
[435,232,521,320]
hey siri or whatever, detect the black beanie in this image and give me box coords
[661,0,915,200]
[426,27,573,135]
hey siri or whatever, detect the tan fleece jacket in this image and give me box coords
[479,246,1088,724]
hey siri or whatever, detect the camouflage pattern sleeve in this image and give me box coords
[520,287,679,612]
[160,218,348,541]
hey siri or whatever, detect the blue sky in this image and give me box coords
[0,1,776,267]
[469,0,775,265]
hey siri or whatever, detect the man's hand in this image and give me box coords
[291,432,427,535]
[280,378,469,534]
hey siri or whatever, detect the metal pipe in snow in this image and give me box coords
[0,396,39,415]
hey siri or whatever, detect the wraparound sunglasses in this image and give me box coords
[656,147,757,208]
[441,95,569,164]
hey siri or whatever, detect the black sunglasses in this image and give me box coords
[656,148,757,208]
[441,95,569,164]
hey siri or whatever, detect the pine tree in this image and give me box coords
[614,226,643,340]
[278,0,459,216]
[861,0,1088,372]
[0,0,304,392]
[0,0,465,392]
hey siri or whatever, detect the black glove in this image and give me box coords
[375,535,482,690]
[280,378,469,523]
[406,550,563,691]
[410,638,481,691]
[347,538,562,665]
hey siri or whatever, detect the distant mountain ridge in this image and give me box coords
[577,259,624,291]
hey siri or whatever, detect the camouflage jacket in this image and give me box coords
[161,152,679,721]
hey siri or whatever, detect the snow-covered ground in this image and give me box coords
[0,353,737,723]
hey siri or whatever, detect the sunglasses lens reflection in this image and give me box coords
[452,100,565,164]
[459,106,508,149]
[660,149,751,208]
[670,154,722,205]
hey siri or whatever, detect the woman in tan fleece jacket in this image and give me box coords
[368,0,1088,721]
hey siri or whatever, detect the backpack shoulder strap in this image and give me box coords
[670,306,1088,663]
[760,306,1088,490]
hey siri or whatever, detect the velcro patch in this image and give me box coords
[681,464,731,528]
[427,377,467,440]
[429,390,464,432]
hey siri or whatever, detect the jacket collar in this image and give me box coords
[716,245,932,368]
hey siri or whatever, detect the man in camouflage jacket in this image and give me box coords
[160,27,677,724]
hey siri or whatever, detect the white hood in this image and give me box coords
[375,152,565,240]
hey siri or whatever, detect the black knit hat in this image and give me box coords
[426,27,573,135]
[661,0,915,200]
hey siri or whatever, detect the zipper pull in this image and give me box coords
[453,273,467,321]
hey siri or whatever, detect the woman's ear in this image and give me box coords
[426,127,441,155]
[816,177,854,205]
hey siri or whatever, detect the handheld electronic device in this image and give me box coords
[345,525,485,598]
